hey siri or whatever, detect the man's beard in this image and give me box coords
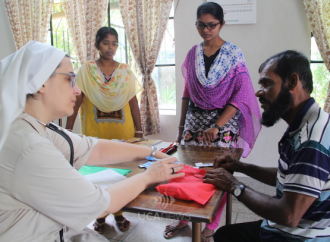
[260,86,293,127]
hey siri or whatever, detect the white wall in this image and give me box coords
[148,0,311,175]
[0,0,311,175]
[0,0,15,59]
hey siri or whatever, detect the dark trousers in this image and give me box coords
[214,220,263,242]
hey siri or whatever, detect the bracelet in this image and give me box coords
[178,125,184,128]
[135,131,143,134]
[150,146,157,157]
[211,123,221,131]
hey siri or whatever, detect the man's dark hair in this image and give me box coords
[197,2,224,25]
[95,27,118,47]
[259,50,313,93]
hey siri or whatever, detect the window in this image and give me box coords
[47,1,79,70]
[106,0,132,65]
[48,1,176,113]
[108,1,176,114]
[310,35,330,108]
[106,1,136,70]
[152,6,176,114]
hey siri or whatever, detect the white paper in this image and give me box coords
[84,169,127,190]
[209,0,257,25]
[195,162,213,167]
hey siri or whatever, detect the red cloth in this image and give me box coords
[155,165,216,205]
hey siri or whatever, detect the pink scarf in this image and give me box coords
[182,43,261,157]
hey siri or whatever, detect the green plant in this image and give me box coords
[311,63,330,109]
[160,84,176,105]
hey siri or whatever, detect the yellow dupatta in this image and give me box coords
[76,61,143,112]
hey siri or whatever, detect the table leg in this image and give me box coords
[192,222,202,242]
[226,193,232,225]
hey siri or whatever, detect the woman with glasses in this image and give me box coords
[0,41,184,242]
[163,2,261,241]
[66,27,143,233]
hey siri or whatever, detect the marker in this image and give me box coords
[165,145,177,155]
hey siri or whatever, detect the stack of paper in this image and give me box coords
[84,169,127,190]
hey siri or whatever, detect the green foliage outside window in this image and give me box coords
[310,37,330,109]
[311,63,330,108]
[160,84,176,105]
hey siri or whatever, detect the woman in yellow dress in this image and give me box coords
[66,27,143,233]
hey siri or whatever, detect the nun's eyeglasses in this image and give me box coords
[53,72,77,87]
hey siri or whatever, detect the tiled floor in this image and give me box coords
[87,177,276,242]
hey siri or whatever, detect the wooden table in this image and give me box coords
[107,145,243,242]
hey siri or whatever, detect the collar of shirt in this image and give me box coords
[287,97,315,134]
[278,98,319,149]
[18,112,48,138]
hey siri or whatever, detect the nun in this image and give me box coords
[0,41,184,242]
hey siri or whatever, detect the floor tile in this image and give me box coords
[123,218,193,242]
[85,177,270,241]
[218,212,238,228]
[235,213,263,223]
[231,202,253,213]
[86,212,141,241]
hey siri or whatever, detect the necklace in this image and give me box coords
[102,71,113,83]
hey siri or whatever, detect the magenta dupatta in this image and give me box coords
[181,44,261,157]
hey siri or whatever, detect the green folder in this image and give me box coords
[79,165,131,176]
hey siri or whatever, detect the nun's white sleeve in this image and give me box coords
[11,139,110,232]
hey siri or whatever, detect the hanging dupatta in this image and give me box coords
[181,42,261,158]
[76,61,143,112]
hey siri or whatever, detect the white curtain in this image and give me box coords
[4,0,52,50]
[63,0,108,65]
[119,0,173,135]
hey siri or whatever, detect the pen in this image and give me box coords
[165,145,177,155]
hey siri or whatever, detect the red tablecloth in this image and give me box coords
[156,165,216,205]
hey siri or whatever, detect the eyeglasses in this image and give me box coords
[195,22,221,30]
[53,72,77,87]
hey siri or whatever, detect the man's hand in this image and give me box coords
[213,155,242,172]
[203,127,218,146]
[203,168,241,194]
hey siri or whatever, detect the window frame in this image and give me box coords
[49,1,176,113]
[310,32,330,109]
[106,4,176,113]
[310,33,324,64]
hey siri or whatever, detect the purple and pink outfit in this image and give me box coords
[179,42,261,230]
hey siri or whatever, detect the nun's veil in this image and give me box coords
[0,40,66,151]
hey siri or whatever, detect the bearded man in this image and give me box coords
[204,50,330,242]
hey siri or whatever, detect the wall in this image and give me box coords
[0,0,311,175]
[0,0,15,59]
[148,0,311,175]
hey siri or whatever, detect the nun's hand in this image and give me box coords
[145,157,184,184]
